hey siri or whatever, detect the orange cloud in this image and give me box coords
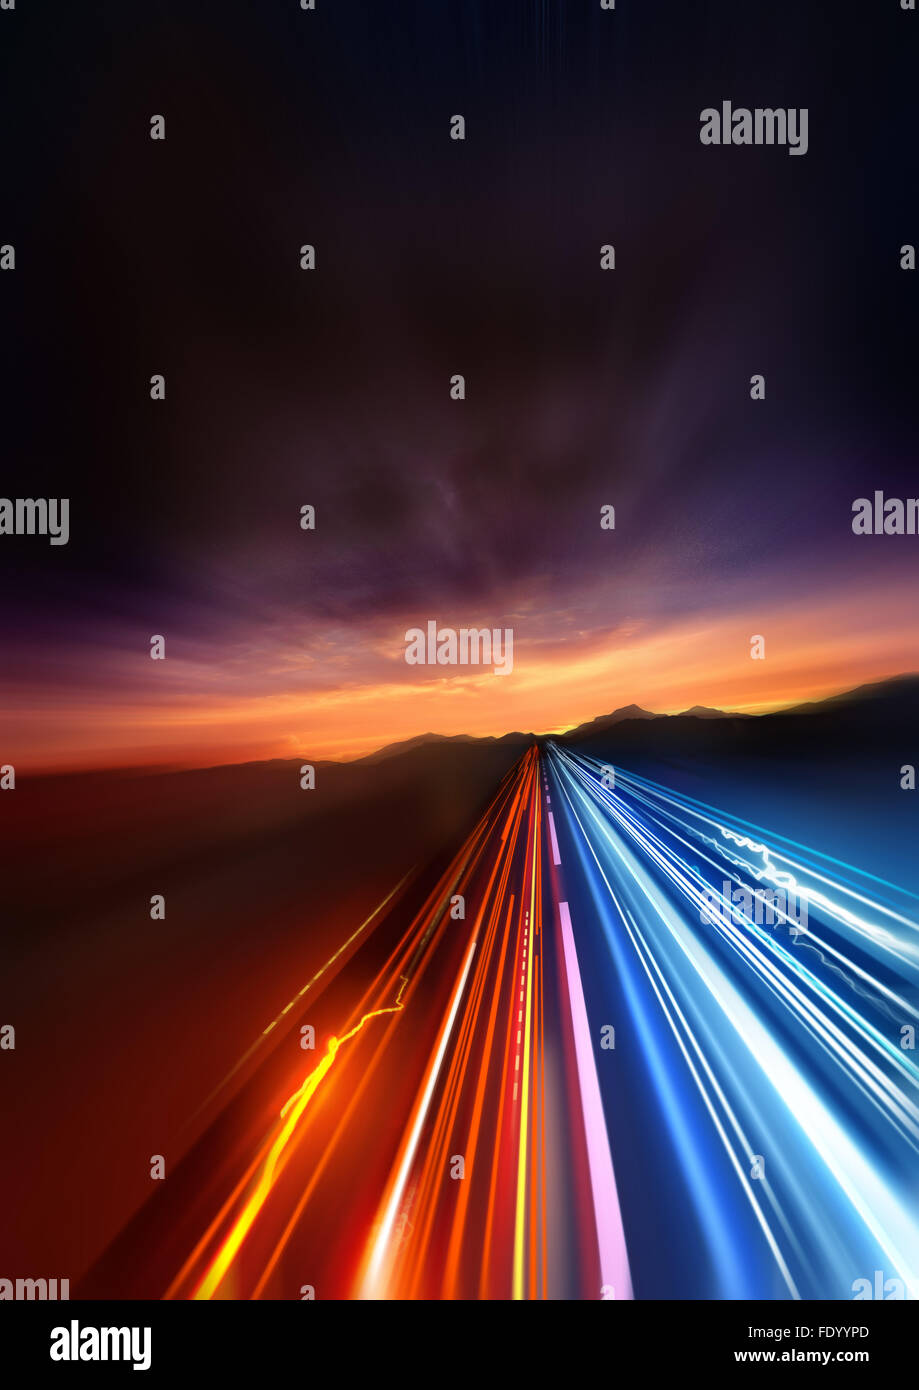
[6,573,916,771]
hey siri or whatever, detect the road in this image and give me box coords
[544,742,919,1299]
[78,744,919,1300]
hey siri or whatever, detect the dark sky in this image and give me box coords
[1,0,917,765]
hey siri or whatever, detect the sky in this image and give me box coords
[1,0,917,771]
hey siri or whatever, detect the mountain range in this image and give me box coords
[360,674,919,765]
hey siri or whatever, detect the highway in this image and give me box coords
[78,744,919,1300]
[543,743,919,1299]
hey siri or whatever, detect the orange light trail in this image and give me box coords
[179,765,526,1300]
[350,746,547,1298]
[167,747,539,1302]
[193,1002,405,1301]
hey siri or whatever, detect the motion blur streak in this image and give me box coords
[126,742,919,1300]
[544,743,919,1299]
[557,899,633,1300]
[356,938,478,1298]
[191,872,415,1122]
[192,1003,406,1300]
[165,750,547,1300]
[357,745,550,1298]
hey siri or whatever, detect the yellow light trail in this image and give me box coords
[186,873,413,1126]
[477,749,538,1297]
[512,782,539,1299]
[193,1001,405,1301]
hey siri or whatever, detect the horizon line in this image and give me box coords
[17,670,917,780]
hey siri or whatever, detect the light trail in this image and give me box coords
[357,936,479,1298]
[153,739,919,1302]
[544,741,919,1298]
[193,1001,407,1300]
[164,750,535,1301]
[557,899,633,1300]
[185,871,416,1127]
[512,791,539,1299]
